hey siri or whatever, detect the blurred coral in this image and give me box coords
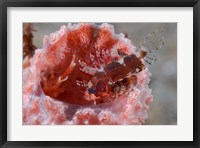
[23,23,37,68]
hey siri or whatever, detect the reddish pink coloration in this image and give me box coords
[23,23,153,125]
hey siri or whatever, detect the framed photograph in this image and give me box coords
[0,0,199,147]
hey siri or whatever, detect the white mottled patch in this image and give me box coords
[118,58,124,64]
[79,60,98,75]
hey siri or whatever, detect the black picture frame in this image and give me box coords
[0,0,199,148]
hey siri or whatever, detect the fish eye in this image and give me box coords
[88,88,95,94]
